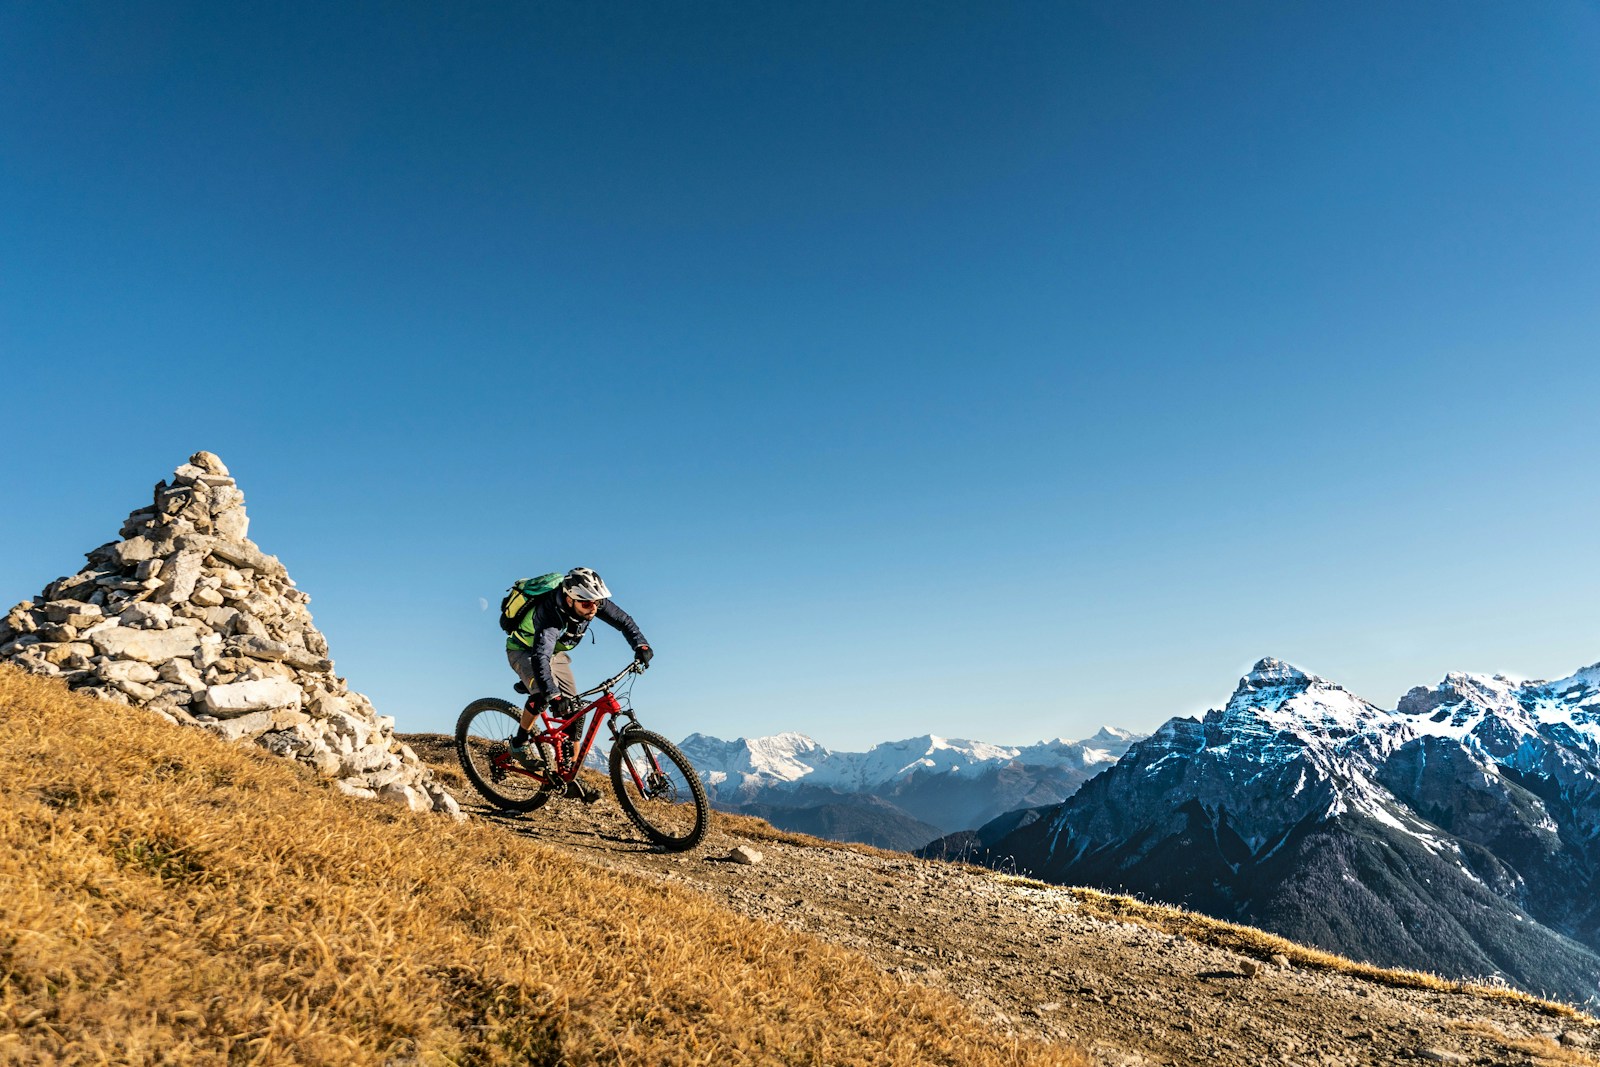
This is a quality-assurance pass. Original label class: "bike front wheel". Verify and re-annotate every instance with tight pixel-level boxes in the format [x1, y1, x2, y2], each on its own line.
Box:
[455, 697, 556, 812]
[607, 728, 709, 851]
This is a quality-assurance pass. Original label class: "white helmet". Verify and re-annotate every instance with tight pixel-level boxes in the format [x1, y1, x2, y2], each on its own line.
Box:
[562, 567, 611, 601]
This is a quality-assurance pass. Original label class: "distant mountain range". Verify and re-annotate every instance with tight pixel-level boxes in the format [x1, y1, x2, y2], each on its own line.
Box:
[921, 657, 1600, 1006]
[677, 728, 1144, 850]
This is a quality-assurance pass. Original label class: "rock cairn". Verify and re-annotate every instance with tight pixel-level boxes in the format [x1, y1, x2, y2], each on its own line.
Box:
[0, 452, 459, 817]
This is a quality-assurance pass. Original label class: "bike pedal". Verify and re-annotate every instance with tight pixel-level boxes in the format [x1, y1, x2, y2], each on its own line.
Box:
[565, 779, 601, 804]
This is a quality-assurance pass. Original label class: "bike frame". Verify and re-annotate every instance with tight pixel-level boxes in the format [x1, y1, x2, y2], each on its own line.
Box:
[502, 662, 659, 790]
[528, 690, 619, 779]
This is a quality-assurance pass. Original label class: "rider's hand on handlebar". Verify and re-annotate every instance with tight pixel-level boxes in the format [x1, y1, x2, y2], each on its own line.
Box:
[634, 645, 653, 669]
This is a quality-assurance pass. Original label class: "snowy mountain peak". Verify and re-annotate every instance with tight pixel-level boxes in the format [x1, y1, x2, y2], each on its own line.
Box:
[1393, 663, 1600, 759]
[1545, 661, 1600, 699]
[748, 731, 825, 756]
[676, 731, 827, 785]
[1236, 657, 1316, 694]
[1084, 726, 1140, 745]
[1213, 658, 1392, 752]
[1398, 672, 1521, 720]
[683, 725, 1148, 808]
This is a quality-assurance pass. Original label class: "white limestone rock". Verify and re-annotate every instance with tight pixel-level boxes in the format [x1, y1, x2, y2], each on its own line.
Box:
[45, 642, 94, 668]
[121, 602, 174, 629]
[81, 616, 121, 639]
[43, 601, 101, 624]
[259, 729, 314, 760]
[424, 783, 464, 819]
[36, 623, 78, 643]
[190, 450, 229, 476]
[201, 605, 240, 632]
[233, 636, 291, 661]
[6, 603, 41, 633]
[364, 765, 409, 791]
[115, 677, 157, 701]
[309, 748, 343, 777]
[158, 658, 205, 694]
[214, 508, 249, 541]
[319, 705, 372, 748]
[379, 783, 434, 813]
[234, 613, 269, 639]
[156, 550, 204, 604]
[114, 537, 158, 565]
[0, 635, 43, 657]
[195, 632, 224, 668]
[340, 742, 393, 776]
[97, 660, 159, 686]
[203, 677, 302, 716]
[200, 709, 272, 743]
[205, 537, 286, 580]
[91, 626, 202, 664]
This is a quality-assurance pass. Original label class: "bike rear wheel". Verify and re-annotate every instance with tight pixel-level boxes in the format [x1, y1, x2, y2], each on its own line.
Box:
[607, 728, 708, 851]
[455, 697, 556, 812]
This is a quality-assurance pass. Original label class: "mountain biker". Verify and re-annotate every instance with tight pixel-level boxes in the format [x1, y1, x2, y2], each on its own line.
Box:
[505, 567, 652, 765]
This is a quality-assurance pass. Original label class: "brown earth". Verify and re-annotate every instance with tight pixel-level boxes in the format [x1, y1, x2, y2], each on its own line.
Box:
[403, 731, 1600, 1067]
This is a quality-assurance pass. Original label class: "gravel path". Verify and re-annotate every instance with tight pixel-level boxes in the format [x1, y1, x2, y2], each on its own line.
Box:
[404, 732, 1600, 1067]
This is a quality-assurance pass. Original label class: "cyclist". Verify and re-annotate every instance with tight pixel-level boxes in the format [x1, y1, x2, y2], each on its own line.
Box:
[505, 567, 653, 766]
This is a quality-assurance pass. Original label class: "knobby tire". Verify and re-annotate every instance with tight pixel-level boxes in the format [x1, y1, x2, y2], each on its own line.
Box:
[455, 697, 556, 812]
[608, 728, 709, 851]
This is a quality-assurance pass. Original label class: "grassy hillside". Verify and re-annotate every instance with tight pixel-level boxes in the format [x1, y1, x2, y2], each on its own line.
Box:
[0, 666, 1086, 1065]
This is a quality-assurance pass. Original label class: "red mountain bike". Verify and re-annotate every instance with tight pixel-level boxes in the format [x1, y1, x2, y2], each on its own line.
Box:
[455, 661, 709, 851]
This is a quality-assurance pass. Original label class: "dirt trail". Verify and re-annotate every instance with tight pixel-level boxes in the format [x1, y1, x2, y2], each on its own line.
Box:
[404, 733, 1600, 1067]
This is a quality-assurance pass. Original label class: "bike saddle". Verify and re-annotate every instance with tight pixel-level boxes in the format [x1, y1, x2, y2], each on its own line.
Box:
[513, 681, 528, 695]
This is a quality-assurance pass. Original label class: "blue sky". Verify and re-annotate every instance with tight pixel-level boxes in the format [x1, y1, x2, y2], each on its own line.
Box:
[4, 2, 1598, 750]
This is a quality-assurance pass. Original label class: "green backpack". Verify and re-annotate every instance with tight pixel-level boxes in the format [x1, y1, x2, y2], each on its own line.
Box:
[498, 573, 564, 634]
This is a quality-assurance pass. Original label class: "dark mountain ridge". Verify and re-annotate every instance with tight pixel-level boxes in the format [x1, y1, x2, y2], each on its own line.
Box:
[922, 657, 1600, 1006]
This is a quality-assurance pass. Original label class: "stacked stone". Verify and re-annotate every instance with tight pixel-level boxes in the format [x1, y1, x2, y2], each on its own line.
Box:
[0, 452, 460, 818]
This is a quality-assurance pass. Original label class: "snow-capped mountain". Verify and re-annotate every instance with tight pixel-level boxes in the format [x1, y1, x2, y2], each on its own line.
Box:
[923, 657, 1600, 1005]
[677, 727, 1143, 849]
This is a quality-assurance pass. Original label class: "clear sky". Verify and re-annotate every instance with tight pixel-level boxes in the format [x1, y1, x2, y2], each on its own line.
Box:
[4, 2, 1598, 751]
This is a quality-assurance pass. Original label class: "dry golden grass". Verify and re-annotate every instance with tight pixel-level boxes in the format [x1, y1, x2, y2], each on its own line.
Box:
[1038, 883, 1598, 1024]
[0, 666, 1088, 1066]
[1449, 1020, 1600, 1066]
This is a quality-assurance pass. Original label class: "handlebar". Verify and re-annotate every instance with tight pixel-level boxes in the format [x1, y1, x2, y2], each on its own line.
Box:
[573, 660, 645, 702]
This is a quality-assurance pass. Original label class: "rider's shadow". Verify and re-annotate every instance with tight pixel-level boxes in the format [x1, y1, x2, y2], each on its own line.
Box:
[466, 804, 665, 855]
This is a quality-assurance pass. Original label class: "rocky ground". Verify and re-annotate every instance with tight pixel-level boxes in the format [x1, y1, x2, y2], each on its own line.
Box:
[404, 732, 1600, 1067]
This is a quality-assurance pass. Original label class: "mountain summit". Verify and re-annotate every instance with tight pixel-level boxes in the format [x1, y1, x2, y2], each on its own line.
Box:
[929, 655, 1600, 1005]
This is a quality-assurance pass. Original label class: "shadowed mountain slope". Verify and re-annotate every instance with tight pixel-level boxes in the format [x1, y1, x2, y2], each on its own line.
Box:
[925, 658, 1600, 1006]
